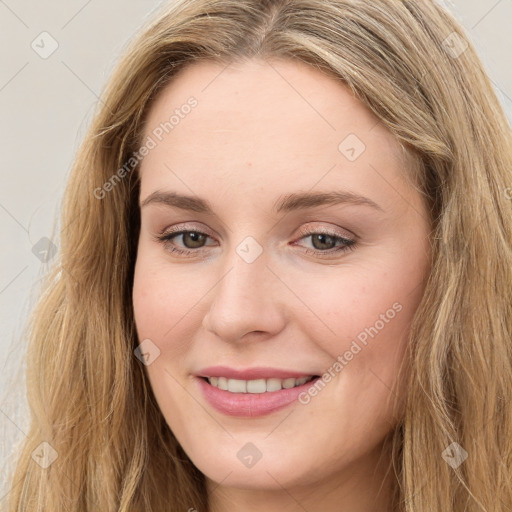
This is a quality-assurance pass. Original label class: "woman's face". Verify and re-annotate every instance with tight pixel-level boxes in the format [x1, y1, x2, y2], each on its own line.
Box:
[132, 58, 431, 507]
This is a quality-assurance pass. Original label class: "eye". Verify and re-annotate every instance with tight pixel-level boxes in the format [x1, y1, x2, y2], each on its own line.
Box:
[292, 227, 356, 258]
[153, 225, 357, 258]
[154, 228, 215, 256]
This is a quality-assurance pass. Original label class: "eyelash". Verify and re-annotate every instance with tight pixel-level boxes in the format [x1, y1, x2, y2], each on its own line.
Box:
[153, 225, 357, 259]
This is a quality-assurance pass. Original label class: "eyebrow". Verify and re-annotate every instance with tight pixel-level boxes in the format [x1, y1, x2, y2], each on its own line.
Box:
[140, 190, 384, 214]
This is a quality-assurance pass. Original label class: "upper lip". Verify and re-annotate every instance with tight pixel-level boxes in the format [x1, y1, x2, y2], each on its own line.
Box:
[196, 366, 319, 380]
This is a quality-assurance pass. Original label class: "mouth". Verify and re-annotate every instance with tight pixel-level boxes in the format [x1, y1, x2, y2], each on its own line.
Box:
[196, 373, 322, 417]
[200, 375, 320, 394]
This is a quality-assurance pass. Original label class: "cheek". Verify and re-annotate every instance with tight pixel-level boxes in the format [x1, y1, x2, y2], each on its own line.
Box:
[293, 250, 427, 403]
[132, 255, 200, 424]
[132, 249, 208, 345]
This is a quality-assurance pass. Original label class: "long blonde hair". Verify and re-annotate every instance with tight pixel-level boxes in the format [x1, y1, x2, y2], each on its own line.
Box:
[3, 0, 512, 510]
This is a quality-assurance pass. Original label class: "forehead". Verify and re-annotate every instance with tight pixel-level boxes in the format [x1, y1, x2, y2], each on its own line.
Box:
[138, 58, 415, 215]
[142, 57, 391, 144]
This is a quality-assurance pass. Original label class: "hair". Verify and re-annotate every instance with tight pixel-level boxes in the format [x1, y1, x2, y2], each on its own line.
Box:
[3, 0, 512, 510]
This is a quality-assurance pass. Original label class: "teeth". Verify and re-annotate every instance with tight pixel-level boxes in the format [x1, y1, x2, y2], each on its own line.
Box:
[206, 376, 315, 393]
[246, 379, 266, 393]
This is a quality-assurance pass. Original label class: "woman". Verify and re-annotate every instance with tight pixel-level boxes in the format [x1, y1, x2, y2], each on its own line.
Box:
[4, 0, 512, 511]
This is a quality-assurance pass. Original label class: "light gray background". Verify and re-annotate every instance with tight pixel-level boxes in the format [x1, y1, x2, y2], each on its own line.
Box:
[1, 0, 511, 500]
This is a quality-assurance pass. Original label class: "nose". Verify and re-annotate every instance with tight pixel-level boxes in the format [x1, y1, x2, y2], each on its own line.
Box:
[201, 245, 287, 344]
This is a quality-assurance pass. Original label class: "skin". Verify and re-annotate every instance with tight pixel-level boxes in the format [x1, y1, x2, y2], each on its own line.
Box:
[132, 57, 432, 512]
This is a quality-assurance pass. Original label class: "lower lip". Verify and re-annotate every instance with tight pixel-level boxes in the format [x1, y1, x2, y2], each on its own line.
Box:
[196, 376, 320, 417]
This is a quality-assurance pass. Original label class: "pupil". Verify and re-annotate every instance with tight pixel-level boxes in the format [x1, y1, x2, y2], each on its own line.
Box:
[185, 232, 205, 248]
[313, 234, 334, 250]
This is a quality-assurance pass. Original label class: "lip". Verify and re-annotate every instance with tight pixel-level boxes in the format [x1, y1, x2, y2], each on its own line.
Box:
[196, 365, 317, 380]
[195, 372, 321, 417]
